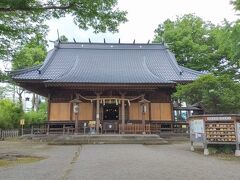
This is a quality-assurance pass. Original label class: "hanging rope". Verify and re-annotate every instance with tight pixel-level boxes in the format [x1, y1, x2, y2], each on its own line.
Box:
[76, 94, 145, 104]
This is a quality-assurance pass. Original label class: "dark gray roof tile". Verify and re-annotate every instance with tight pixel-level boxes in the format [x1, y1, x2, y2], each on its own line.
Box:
[12, 43, 203, 84]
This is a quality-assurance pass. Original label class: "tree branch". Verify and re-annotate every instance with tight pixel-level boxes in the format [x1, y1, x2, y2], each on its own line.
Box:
[0, 5, 73, 12]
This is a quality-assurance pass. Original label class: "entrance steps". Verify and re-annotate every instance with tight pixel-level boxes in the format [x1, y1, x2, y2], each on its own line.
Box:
[47, 134, 168, 145]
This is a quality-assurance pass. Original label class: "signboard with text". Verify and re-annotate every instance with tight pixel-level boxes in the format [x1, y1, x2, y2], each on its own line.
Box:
[190, 119, 204, 142]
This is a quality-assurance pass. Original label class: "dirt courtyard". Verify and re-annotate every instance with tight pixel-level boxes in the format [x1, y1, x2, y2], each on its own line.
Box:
[0, 140, 240, 180]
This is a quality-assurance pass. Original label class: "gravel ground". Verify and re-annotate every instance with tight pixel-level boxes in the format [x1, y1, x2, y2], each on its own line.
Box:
[0, 141, 240, 180]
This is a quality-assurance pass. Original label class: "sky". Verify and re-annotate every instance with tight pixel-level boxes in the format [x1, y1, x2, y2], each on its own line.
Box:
[46, 0, 239, 49]
[0, 0, 239, 71]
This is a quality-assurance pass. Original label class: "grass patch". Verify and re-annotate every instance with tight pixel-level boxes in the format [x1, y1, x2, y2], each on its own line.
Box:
[0, 156, 45, 167]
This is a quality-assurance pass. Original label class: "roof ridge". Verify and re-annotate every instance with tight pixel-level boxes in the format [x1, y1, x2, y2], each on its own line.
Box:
[10, 65, 42, 76]
[179, 65, 204, 75]
[58, 42, 165, 45]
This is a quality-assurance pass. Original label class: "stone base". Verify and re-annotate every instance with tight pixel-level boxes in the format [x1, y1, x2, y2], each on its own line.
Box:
[190, 146, 194, 151]
[235, 150, 240, 157]
[47, 134, 169, 145]
[204, 148, 209, 156]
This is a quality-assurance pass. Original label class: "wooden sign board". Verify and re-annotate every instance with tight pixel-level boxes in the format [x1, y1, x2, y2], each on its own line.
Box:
[20, 119, 25, 125]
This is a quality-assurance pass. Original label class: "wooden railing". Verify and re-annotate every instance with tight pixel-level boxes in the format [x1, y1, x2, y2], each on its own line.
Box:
[20, 121, 189, 135]
[150, 121, 189, 134]
[119, 124, 151, 134]
[0, 129, 19, 139]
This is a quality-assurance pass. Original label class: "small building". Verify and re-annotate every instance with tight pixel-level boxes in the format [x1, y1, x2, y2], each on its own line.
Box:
[11, 42, 202, 134]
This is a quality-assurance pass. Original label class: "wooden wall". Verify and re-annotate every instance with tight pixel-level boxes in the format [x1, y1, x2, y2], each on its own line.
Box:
[77, 103, 93, 121]
[49, 102, 93, 121]
[129, 103, 149, 121]
[49, 103, 70, 121]
[150, 103, 172, 121]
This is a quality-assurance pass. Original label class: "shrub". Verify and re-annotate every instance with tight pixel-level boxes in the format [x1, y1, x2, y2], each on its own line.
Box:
[208, 147, 218, 154]
[0, 99, 23, 129]
[24, 102, 47, 125]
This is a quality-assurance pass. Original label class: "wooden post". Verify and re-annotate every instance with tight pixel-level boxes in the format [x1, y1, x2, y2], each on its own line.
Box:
[47, 93, 51, 121]
[31, 125, 33, 135]
[96, 94, 100, 134]
[63, 124, 65, 135]
[139, 97, 150, 134]
[47, 124, 50, 135]
[142, 107, 146, 134]
[121, 94, 125, 134]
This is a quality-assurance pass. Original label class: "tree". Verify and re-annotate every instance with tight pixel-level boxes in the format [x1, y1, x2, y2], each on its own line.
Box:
[210, 20, 240, 78]
[153, 14, 240, 79]
[174, 74, 240, 114]
[24, 102, 47, 125]
[12, 36, 47, 70]
[59, 35, 69, 42]
[0, 99, 23, 129]
[153, 14, 217, 71]
[232, 0, 240, 10]
[0, 0, 127, 60]
[10, 36, 48, 109]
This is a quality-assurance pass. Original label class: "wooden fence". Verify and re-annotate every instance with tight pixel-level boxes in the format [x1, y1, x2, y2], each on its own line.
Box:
[119, 124, 151, 134]
[0, 129, 19, 139]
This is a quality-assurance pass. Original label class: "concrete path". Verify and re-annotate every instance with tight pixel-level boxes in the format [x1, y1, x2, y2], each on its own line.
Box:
[0, 141, 240, 180]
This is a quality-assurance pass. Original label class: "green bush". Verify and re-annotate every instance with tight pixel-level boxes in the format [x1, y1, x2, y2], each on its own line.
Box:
[220, 145, 234, 154]
[208, 145, 235, 154]
[208, 147, 218, 154]
[24, 102, 47, 125]
[0, 99, 23, 129]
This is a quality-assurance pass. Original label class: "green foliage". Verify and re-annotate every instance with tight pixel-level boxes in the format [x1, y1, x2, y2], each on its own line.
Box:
[153, 14, 216, 71]
[208, 147, 218, 154]
[59, 35, 68, 42]
[24, 102, 47, 125]
[232, 0, 240, 11]
[208, 145, 235, 154]
[153, 14, 240, 78]
[0, 99, 23, 129]
[221, 145, 234, 154]
[174, 74, 240, 114]
[12, 36, 47, 70]
[0, 0, 127, 60]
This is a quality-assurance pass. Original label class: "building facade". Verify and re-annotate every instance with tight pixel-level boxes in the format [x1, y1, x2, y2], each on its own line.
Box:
[12, 42, 202, 134]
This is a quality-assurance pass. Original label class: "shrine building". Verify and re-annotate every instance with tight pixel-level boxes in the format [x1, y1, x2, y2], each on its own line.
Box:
[11, 42, 203, 134]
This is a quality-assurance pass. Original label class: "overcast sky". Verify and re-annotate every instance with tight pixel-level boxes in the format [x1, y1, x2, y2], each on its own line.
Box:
[46, 0, 239, 49]
[0, 0, 239, 71]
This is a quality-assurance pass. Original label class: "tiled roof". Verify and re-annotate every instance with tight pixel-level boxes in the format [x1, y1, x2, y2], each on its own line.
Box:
[12, 42, 203, 85]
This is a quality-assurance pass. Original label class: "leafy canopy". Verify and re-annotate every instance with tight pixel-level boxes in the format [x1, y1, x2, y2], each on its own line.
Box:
[153, 14, 240, 79]
[174, 74, 240, 114]
[12, 35, 47, 70]
[0, 0, 127, 59]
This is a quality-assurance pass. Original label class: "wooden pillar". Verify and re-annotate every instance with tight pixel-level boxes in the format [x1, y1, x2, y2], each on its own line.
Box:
[139, 97, 150, 134]
[47, 124, 50, 135]
[96, 94, 100, 134]
[47, 93, 51, 121]
[121, 94, 125, 134]
[142, 106, 146, 134]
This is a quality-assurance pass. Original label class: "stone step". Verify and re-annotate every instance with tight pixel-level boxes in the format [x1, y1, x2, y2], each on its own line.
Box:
[47, 134, 168, 145]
